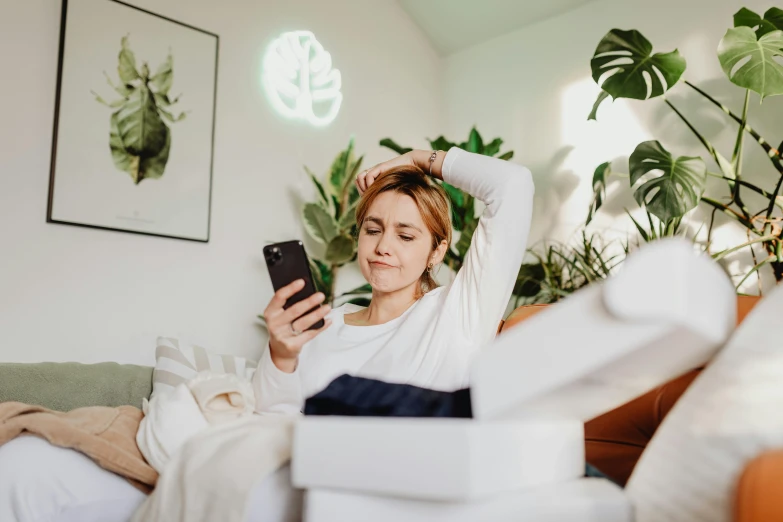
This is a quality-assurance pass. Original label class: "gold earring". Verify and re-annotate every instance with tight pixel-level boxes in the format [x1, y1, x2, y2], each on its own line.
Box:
[427, 263, 434, 273]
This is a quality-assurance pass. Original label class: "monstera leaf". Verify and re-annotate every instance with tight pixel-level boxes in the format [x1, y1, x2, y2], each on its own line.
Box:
[263, 31, 342, 126]
[590, 29, 686, 114]
[734, 7, 783, 38]
[718, 26, 783, 99]
[629, 141, 706, 223]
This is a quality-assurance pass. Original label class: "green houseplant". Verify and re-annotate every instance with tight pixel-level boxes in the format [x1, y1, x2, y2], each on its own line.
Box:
[300, 138, 372, 306]
[587, 7, 783, 290]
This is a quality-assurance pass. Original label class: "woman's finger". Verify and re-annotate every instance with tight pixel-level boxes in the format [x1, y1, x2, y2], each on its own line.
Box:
[291, 303, 332, 333]
[297, 318, 333, 344]
[280, 292, 327, 324]
[266, 279, 306, 317]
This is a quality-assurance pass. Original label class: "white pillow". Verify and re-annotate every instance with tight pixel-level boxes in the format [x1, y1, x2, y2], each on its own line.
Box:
[626, 287, 783, 522]
[151, 337, 257, 398]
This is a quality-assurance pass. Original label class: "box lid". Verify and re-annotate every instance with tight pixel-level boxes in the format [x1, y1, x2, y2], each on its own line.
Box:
[471, 238, 736, 422]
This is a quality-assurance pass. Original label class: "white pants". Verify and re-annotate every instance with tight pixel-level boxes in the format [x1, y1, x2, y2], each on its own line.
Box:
[0, 436, 302, 522]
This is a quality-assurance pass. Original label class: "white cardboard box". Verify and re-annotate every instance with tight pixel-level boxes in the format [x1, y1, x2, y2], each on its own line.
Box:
[304, 478, 631, 522]
[293, 416, 584, 501]
[292, 240, 737, 501]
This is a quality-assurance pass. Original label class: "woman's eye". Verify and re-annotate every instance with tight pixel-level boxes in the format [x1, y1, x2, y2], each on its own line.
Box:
[399, 236, 414, 242]
[366, 229, 381, 235]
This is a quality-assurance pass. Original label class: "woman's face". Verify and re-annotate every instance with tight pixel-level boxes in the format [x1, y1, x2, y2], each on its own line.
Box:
[358, 191, 440, 294]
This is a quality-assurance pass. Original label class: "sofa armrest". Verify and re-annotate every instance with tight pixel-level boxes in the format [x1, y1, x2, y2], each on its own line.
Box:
[0, 362, 153, 411]
[735, 449, 783, 522]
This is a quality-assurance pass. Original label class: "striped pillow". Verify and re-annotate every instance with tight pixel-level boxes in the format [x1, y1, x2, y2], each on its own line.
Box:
[152, 337, 258, 398]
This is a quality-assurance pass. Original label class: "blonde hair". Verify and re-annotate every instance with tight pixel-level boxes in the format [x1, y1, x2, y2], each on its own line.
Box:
[356, 165, 452, 297]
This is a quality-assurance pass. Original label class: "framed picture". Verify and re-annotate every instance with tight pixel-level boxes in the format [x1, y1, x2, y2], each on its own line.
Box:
[48, 0, 219, 242]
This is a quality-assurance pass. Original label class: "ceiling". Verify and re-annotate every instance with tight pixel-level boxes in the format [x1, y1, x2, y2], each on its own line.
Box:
[398, 0, 598, 56]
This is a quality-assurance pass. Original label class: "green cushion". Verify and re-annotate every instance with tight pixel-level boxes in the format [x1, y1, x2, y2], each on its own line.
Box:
[0, 362, 153, 411]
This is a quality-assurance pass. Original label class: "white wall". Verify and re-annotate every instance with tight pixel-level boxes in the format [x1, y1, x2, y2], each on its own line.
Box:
[443, 0, 783, 291]
[0, 0, 442, 363]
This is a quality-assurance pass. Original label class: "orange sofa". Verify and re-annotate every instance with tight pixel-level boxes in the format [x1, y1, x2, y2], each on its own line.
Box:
[498, 296, 772, 521]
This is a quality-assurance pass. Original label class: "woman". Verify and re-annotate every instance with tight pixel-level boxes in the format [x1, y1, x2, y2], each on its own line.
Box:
[0, 147, 534, 522]
[254, 147, 534, 414]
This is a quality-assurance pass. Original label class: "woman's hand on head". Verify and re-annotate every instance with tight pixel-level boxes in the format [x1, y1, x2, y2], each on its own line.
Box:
[264, 279, 332, 373]
[357, 149, 445, 194]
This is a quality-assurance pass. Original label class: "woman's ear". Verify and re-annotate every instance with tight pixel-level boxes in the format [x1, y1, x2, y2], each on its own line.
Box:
[431, 239, 449, 265]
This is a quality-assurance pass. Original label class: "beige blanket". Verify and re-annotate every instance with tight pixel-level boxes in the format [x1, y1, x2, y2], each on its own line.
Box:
[0, 401, 157, 493]
[132, 414, 295, 522]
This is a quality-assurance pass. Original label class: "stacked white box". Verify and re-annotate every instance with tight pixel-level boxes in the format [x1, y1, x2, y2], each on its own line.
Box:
[293, 239, 737, 520]
[304, 478, 632, 522]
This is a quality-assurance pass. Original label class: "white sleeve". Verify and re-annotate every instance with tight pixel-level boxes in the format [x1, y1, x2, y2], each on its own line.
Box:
[252, 343, 304, 415]
[440, 147, 535, 347]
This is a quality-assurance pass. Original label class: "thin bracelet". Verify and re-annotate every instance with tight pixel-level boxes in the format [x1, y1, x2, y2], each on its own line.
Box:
[428, 150, 438, 175]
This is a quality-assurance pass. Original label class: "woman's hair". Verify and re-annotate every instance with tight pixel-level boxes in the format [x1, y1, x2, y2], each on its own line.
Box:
[356, 165, 452, 297]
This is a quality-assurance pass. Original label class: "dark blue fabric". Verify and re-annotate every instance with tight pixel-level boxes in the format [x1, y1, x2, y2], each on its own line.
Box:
[304, 374, 472, 418]
[304, 374, 617, 484]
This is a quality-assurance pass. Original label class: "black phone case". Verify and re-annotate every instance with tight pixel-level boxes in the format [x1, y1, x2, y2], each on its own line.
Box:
[263, 240, 325, 330]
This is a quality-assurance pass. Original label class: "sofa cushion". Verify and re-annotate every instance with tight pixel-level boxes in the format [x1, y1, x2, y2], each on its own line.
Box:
[626, 286, 783, 522]
[0, 362, 152, 411]
[152, 337, 257, 398]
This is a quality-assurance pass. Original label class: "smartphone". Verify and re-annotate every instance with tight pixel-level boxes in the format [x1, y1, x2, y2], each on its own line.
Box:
[263, 240, 325, 331]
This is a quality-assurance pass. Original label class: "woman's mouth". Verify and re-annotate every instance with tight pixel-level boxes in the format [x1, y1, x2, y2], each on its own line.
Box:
[369, 261, 395, 269]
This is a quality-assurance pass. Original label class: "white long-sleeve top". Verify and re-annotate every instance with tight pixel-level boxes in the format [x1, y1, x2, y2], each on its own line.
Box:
[253, 147, 534, 415]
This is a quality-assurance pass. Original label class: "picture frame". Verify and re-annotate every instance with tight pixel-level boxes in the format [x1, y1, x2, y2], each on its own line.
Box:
[48, 0, 219, 242]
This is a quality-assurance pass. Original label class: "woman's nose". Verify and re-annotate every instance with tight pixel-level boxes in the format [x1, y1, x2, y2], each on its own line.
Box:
[375, 231, 393, 255]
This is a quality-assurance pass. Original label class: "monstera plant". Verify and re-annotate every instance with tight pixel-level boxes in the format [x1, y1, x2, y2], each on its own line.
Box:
[380, 127, 514, 275]
[92, 36, 186, 184]
[587, 7, 783, 288]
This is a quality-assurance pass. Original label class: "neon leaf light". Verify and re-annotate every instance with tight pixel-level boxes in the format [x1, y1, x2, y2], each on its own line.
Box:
[262, 31, 342, 126]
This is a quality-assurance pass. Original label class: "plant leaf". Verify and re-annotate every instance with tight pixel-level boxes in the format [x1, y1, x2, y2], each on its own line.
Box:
[513, 262, 545, 298]
[328, 138, 354, 196]
[629, 140, 707, 222]
[496, 151, 514, 161]
[118, 35, 140, 83]
[342, 154, 364, 196]
[765, 8, 783, 30]
[591, 29, 686, 100]
[303, 203, 338, 244]
[588, 90, 610, 121]
[735, 7, 783, 38]
[429, 136, 457, 152]
[309, 257, 333, 299]
[625, 209, 650, 242]
[116, 85, 168, 159]
[339, 283, 373, 296]
[379, 138, 412, 155]
[305, 166, 330, 207]
[718, 27, 783, 99]
[338, 199, 358, 231]
[467, 127, 483, 153]
[483, 138, 503, 156]
[151, 52, 173, 94]
[324, 234, 355, 265]
[586, 161, 611, 224]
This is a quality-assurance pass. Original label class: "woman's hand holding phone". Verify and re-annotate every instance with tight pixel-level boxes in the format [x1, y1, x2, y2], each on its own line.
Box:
[264, 279, 332, 373]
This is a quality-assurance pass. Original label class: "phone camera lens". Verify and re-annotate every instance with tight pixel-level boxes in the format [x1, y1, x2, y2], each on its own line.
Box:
[266, 246, 283, 265]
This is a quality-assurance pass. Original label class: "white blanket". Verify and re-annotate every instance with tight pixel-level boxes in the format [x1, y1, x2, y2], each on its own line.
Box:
[136, 371, 256, 473]
[131, 415, 295, 522]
